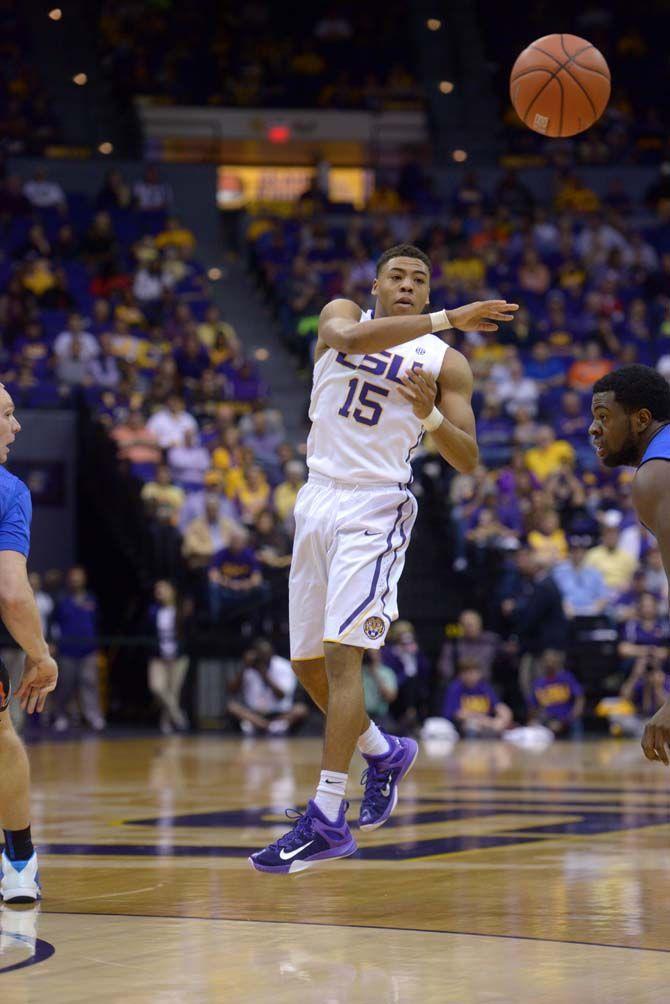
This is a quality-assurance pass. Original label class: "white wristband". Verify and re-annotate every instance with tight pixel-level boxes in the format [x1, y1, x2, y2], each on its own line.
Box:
[429, 309, 452, 333]
[422, 406, 444, 432]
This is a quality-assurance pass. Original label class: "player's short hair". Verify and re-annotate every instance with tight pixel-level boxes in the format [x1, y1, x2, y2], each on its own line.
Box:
[593, 365, 670, 421]
[376, 243, 431, 276]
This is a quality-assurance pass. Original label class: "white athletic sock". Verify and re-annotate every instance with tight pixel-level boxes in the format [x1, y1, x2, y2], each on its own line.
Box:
[314, 770, 348, 821]
[357, 720, 391, 758]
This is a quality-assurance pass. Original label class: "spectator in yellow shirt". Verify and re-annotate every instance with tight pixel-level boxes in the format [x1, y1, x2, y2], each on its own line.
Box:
[211, 427, 248, 498]
[554, 175, 600, 213]
[585, 519, 637, 591]
[141, 464, 185, 525]
[114, 290, 146, 328]
[136, 325, 171, 371]
[367, 185, 404, 214]
[21, 257, 56, 298]
[273, 460, 306, 526]
[525, 426, 575, 482]
[154, 217, 196, 255]
[237, 464, 270, 525]
[198, 304, 240, 355]
[528, 510, 568, 566]
[442, 254, 485, 286]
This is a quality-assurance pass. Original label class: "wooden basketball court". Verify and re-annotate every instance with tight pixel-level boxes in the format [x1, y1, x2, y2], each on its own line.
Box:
[1, 735, 669, 1002]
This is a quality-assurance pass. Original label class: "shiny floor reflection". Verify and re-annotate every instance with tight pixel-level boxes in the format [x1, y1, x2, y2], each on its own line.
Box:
[2, 735, 670, 1002]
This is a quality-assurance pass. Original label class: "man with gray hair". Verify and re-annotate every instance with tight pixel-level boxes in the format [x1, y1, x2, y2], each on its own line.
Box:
[438, 609, 501, 681]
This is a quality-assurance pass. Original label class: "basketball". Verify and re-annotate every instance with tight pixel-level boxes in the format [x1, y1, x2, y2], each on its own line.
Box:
[510, 33, 611, 138]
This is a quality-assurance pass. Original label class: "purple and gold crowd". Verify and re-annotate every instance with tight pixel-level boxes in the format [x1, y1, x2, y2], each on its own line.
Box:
[0, 166, 307, 641]
[99, 2, 421, 111]
[250, 162, 670, 735]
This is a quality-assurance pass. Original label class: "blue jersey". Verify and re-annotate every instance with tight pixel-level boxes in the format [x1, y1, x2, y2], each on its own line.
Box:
[0, 467, 32, 557]
[639, 424, 670, 468]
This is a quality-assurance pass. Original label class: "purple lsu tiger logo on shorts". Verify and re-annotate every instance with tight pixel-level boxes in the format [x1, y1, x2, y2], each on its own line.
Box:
[364, 616, 385, 640]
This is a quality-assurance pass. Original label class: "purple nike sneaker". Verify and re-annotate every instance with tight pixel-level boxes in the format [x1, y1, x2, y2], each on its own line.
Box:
[249, 799, 357, 874]
[359, 734, 419, 831]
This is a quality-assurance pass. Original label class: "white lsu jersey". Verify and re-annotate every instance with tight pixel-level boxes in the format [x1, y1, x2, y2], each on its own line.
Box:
[306, 308, 449, 485]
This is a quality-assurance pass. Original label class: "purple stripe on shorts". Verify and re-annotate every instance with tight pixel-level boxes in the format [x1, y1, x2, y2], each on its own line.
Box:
[380, 497, 415, 625]
[337, 493, 408, 635]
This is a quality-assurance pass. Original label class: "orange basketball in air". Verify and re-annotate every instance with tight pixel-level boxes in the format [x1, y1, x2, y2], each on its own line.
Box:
[510, 33, 611, 138]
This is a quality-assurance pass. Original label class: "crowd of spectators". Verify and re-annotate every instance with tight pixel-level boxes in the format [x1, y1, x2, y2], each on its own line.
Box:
[363, 600, 667, 741]
[1, 567, 198, 736]
[97, 0, 668, 169]
[0, 566, 105, 734]
[99, 1, 421, 111]
[0, 165, 309, 654]
[0, 4, 59, 156]
[249, 160, 670, 735]
[252, 163, 670, 372]
[0, 165, 305, 653]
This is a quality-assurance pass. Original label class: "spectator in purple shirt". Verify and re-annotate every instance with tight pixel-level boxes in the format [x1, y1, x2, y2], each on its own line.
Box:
[607, 658, 670, 736]
[528, 649, 585, 737]
[173, 328, 211, 388]
[241, 410, 283, 480]
[555, 390, 589, 448]
[219, 352, 267, 402]
[442, 659, 512, 737]
[618, 593, 670, 674]
[12, 320, 52, 380]
[612, 569, 658, 622]
[50, 567, 105, 733]
[208, 525, 268, 619]
[476, 396, 514, 467]
[623, 662, 670, 718]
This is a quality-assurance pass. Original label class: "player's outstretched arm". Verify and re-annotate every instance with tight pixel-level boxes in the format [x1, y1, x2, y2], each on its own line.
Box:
[398, 348, 479, 474]
[0, 550, 58, 713]
[318, 298, 518, 356]
[633, 462, 670, 764]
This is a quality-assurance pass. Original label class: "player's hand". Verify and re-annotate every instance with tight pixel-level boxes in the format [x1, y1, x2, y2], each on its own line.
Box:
[641, 702, 670, 765]
[398, 367, 438, 421]
[447, 300, 519, 332]
[16, 654, 58, 714]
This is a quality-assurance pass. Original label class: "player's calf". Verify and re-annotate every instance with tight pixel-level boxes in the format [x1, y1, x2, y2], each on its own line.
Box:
[0, 676, 39, 902]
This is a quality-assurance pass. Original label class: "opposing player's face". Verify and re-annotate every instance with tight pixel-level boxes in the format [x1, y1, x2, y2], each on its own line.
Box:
[371, 257, 430, 316]
[0, 388, 20, 465]
[589, 391, 647, 468]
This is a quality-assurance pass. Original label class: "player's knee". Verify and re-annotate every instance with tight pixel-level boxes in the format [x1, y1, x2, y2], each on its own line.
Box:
[323, 642, 363, 680]
[291, 658, 324, 685]
[0, 704, 17, 735]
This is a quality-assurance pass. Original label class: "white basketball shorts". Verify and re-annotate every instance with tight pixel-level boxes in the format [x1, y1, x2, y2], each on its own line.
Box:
[289, 474, 418, 660]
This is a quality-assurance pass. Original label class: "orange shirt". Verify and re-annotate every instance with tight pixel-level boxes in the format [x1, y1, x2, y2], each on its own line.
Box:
[567, 359, 614, 391]
[111, 424, 162, 464]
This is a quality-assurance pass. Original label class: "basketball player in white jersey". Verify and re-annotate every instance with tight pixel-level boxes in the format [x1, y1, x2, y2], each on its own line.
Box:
[250, 243, 517, 872]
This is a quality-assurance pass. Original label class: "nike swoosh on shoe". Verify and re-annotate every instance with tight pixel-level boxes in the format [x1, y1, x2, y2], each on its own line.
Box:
[279, 841, 314, 861]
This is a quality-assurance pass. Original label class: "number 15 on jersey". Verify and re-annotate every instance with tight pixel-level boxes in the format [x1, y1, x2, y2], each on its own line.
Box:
[338, 378, 389, 427]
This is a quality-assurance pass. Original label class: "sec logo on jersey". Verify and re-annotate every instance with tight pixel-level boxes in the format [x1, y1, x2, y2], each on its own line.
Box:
[364, 616, 385, 640]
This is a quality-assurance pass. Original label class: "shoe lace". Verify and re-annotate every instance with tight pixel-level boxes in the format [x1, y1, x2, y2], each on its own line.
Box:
[360, 764, 392, 806]
[267, 808, 314, 853]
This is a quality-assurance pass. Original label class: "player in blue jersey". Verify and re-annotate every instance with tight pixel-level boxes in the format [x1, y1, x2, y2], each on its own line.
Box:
[590, 364, 670, 765]
[0, 383, 58, 901]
